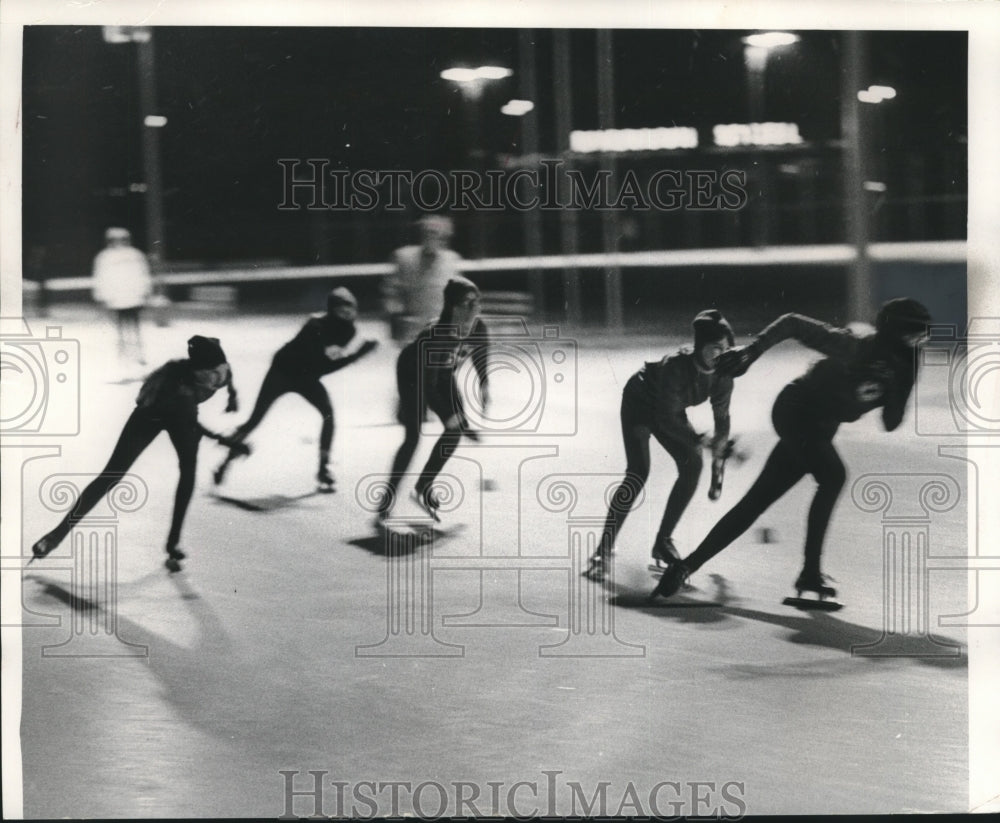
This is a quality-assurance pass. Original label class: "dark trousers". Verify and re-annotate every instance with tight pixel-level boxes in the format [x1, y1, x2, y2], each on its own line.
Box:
[684, 385, 846, 575]
[44, 407, 200, 552]
[378, 422, 461, 514]
[599, 388, 704, 555]
[378, 353, 463, 515]
[233, 366, 334, 462]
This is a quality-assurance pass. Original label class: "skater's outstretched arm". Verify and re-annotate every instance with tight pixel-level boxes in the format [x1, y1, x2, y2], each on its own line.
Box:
[322, 335, 379, 373]
[880, 348, 918, 432]
[708, 375, 734, 456]
[222, 367, 238, 412]
[717, 313, 859, 377]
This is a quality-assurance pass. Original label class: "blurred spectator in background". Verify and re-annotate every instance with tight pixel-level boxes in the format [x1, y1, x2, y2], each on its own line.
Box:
[92, 227, 153, 366]
[383, 215, 462, 344]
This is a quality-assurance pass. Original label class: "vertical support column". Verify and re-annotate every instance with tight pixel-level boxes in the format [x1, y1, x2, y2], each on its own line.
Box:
[553, 30, 581, 326]
[136, 33, 165, 270]
[842, 31, 874, 324]
[596, 30, 623, 333]
[518, 29, 546, 318]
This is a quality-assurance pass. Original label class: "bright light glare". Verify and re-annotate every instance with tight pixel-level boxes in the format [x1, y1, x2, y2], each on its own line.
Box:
[102, 25, 152, 44]
[440, 68, 479, 83]
[868, 85, 897, 100]
[476, 66, 513, 80]
[501, 99, 534, 116]
[570, 126, 699, 153]
[713, 122, 803, 147]
[742, 32, 799, 49]
[144, 115, 168, 128]
[858, 85, 897, 104]
[441, 66, 513, 83]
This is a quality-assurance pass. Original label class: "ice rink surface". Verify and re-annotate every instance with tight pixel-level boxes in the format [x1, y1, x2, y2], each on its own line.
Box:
[13, 309, 973, 816]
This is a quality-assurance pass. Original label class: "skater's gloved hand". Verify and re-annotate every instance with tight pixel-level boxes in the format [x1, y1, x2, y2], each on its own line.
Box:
[715, 345, 758, 378]
[709, 434, 733, 460]
[225, 388, 239, 413]
[358, 339, 379, 357]
[216, 434, 251, 456]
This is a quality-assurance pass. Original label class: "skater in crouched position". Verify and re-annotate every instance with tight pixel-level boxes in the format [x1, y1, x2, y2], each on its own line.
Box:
[651, 298, 932, 602]
[213, 287, 378, 492]
[32, 336, 241, 572]
[376, 276, 489, 523]
[585, 310, 738, 581]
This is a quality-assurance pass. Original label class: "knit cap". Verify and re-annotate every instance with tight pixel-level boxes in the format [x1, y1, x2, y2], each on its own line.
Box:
[692, 309, 735, 348]
[187, 335, 227, 369]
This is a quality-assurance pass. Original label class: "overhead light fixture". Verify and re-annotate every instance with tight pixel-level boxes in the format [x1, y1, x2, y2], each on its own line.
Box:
[742, 32, 799, 49]
[858, 85, 897, 104]
[868, 85, 897, 100]
[501, 99, 534, 116]
[440, 66, 513, 84]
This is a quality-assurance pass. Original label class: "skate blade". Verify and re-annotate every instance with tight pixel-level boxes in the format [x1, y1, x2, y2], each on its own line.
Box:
[317, 484, 337, 494]
[782, 596, 842, 612]
[410, 492, 441, 522]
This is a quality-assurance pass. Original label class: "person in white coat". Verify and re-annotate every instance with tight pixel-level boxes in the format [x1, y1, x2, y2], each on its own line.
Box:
[92, 227, 153, 365]
[383, 215, 463, 344]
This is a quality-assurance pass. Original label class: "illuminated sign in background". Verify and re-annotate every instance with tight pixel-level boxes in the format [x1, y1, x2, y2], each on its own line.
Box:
[569, 122, 805, 153]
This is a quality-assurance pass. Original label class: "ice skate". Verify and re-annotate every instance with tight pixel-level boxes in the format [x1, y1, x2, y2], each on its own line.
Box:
[166, 546, 187, 561]
[317, 465, 337, 494]
[29, 532, 61, 564]
[649, 561, 691, 600]
[412, 485, 441, 522]
[583, 551, 614, 582]
[213, 440, 250, 486]
[164, 555, 183, 573]
[649, 537, 681, 573]
[783, 570, 842, 611]
[213, 459, 231, 486]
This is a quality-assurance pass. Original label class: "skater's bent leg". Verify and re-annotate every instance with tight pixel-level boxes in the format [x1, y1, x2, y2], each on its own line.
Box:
[45, 411, 161, 544]
[379, 422, 421, 515]
[165, 422, 201, 551]
[296, 381, 335, 458]
[653, 431, 703, 547]
[232, 368, 288, 442]
[416, 430, 462, 493]
[800, 440, 846, 576]
[684, 440, 804, 572]
[598, 417, 652, 555]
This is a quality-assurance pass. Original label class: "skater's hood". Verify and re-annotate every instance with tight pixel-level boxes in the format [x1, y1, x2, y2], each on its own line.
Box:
[187, 335, 228, 369]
